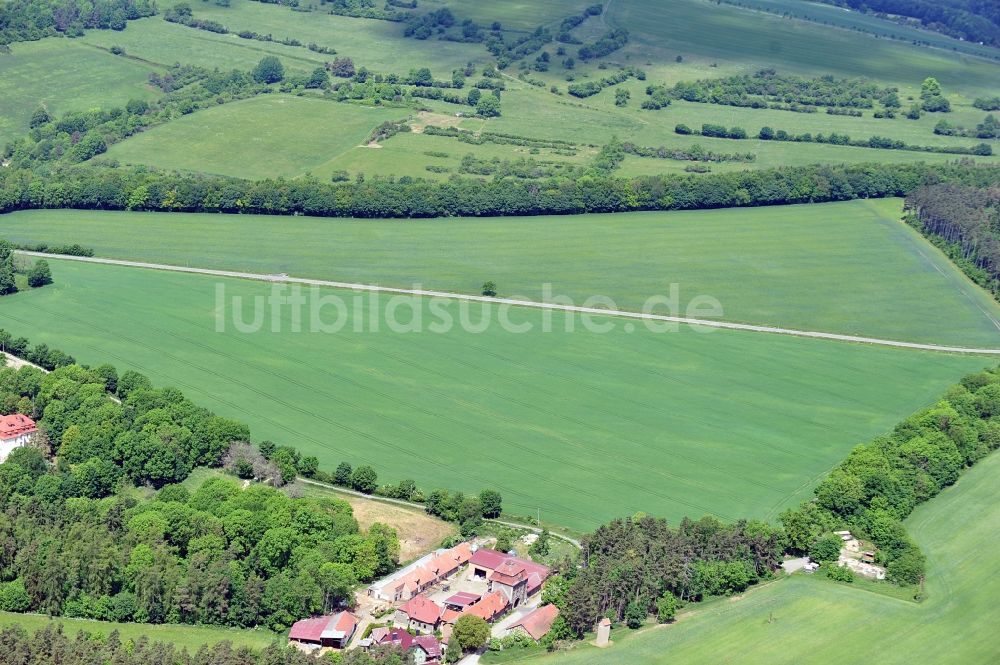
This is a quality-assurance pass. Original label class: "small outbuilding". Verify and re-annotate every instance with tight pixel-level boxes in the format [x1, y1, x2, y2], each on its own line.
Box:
[506, 604, 560, 641]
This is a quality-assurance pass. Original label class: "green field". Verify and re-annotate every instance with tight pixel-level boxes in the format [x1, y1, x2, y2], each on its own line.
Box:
[104, 95, 409, 179]
[606, 0, 1000, 94]
[0, 611, 281, 650]
[81, 0, 486, 74]
[0, 259, 989, 529]
[4, 200, 1000, 346]
[514, 447, 1000, 665]
[0, 39, 160, 147]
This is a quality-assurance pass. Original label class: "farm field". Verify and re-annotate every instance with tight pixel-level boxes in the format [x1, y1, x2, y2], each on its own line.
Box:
[0, 611, 282, 650]
[0, 39, 160, 147]
[716, 0, 1000, 62]
[0, 259, 989, 530]
[513, 447, 1000, 665]
[605, 0, 1000, 94]
[104, 95, 409, 179]
[85, 0, 488, 74]
[4, 200, 1000, 346]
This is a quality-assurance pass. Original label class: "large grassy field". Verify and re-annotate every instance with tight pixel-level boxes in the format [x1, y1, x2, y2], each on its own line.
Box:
[81, 0, 486, 74]
[0, 259, 989, 530]
[606, 0, 1000, 94]
[512, 447, 1000, 665]
[0, 611, 282, 650]
[4, 200, 1000, 346]
[0, 39, 160, 147]
[104, 95, 409, 179]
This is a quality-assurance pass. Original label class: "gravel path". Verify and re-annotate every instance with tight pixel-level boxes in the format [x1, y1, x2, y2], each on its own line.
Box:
[19, 251, 1000, 356]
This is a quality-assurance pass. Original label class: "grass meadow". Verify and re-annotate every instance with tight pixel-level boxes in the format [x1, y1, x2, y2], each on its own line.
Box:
[4, 200, 1000, 346]
[0, 39, 160, 146]
[0, 259, 989, 530]
[511, 447, 1000, 665]
[0, 611, 282, 650]
[104, 95, 409, 179]
[605, 0, 1000, 94]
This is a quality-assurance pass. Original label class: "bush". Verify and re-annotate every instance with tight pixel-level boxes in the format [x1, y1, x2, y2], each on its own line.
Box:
[656, 591, 677, 622]
[624, 600, 646, 628]
[252, 56, 285, 84]
[826, 564, 854, 583]
[809, 534, 843, 563]
[0, 579, 30, 612]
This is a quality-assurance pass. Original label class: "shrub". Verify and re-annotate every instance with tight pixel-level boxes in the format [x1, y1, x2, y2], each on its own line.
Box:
[809, 534, 843, 563]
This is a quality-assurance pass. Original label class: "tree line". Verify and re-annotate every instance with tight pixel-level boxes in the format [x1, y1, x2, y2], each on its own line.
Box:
[813, 0, 1000, 47]
[905, 183, 1000, 302]
[5, 161, 1000, 219]
[668, 68, 901, 111]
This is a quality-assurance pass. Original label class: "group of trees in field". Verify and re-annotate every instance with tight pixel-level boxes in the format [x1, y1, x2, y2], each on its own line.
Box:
[555, 4, 603, 44]
[566, 66, 644, 98]
[0, 360, 401, 630]
[6, 161, 1000, 219]
[620, 141, 756, 163]
[0, 239, 52, 296]
[905, 183, 1000, 302]
[576, 28, 628, 61]
[0, 624, 328, 665]
[668, 68, 901, 111]
[547, 516, 782, 636]
[934, 114, 1000, 139]
[0, 0, 155, 44]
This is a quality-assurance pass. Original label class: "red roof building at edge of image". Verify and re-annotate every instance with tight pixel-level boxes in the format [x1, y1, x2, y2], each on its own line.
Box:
[0, 414, 36, 438]
[288, 611, 358, 647]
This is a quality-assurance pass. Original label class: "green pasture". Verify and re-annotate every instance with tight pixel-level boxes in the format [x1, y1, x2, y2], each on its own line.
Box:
[80, 18, 329, 72]
[4, 200, 1000, 346]
[0, 611, 282, 651]
[512, 447, 1000, 665]
[721, 0, 1000, 62]
[0, 259, 989, 530]
[135, 0, 486, 73]
[0, 39, 159, 147]
[103, 95, 408, 179]
[605, 0, 1000, 94]
[317, 131, 598, 181]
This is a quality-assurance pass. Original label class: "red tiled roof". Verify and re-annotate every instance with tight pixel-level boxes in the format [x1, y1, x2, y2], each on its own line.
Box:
[413, 635, 442, 659]
[0, 414, 36, 439]
[289, 616, 329, 642]
[399, 594, 442, 626]
[461, 591, 508, 622]
[289, 612, 357, 643]
[511, 604, 559, 640]
[469, 548, 508, 569]
[373, 627, 414, 651]
[440, 608, 462, 625]
[444, 592, 481, 608]
[470, 549, 551, 583]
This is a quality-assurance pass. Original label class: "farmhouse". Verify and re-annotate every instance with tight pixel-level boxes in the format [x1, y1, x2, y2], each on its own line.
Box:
[369, 541, 473, 602]
[395, 594, 443, 633]
[362, 627, 442, 664]
[469, 548, 550, 608]
[0, 414, 36, 462]
[288, 611, 358, 649]
[506, 604, 560, 641]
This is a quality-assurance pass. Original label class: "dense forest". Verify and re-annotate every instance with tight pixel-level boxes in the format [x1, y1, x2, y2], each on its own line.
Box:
[0, 358, 399, 630]
[905, 183, 1000, 300]
[3, 162, 1000, 219]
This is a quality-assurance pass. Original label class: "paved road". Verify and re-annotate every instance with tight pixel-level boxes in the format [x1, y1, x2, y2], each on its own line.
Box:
[19, 251, 1000, 356]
